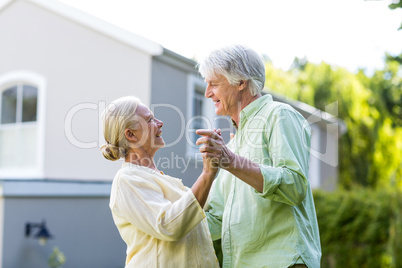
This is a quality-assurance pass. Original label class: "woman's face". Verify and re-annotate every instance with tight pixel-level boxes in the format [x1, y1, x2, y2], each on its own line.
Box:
[131, 104, 164, 154]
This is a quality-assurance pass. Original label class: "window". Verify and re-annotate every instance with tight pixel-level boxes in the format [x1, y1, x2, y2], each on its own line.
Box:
[192, 90, 207, 142]
[186, 75, 215, 159]
[1, 84, 38, 124]
[0, 71, 45, 178]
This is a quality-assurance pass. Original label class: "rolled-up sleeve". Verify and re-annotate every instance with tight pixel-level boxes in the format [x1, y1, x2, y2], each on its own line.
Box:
[256, 108, 311, 206]
[111, 174, 205, 241]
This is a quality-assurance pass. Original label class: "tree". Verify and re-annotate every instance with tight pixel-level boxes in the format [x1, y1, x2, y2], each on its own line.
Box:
[264, 57, 402, 189]
[389, 0, 402, 30]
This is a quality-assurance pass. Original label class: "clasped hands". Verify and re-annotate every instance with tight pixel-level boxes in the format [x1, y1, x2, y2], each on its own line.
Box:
[196, 129, 235, 172]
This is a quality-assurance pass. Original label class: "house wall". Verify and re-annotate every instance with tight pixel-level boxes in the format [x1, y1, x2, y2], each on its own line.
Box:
[150, 54, 204, 187]
[0, 180, 126, 268]
[318, 129, 338, 191]
[0, 0, 152, 181]
[307, 118, 339, 191]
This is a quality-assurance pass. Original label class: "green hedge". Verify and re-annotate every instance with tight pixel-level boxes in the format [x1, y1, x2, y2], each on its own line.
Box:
[313, 188, 402, 268]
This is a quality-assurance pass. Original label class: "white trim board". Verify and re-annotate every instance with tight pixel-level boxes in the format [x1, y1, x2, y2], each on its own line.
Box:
[0, 180, 112, 197]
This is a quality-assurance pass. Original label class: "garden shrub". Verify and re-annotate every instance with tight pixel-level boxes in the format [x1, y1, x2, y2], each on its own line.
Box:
[313, 188, 402, 268]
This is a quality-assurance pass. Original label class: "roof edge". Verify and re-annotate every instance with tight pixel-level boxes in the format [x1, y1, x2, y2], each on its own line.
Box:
[27, 0, 163, 55]
[0, 0, 13, 11]
[265, 89, 347, 135]
[153, 48, 199, 74]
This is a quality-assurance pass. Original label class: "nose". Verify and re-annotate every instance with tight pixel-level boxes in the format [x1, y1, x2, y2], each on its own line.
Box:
[205, 84, 213, 98]
[156, 119, 163, 128]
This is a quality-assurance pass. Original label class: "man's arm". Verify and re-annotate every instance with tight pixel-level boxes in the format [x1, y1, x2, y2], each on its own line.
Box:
[196, 129, 263, 193]
[196, 108, 311, 206]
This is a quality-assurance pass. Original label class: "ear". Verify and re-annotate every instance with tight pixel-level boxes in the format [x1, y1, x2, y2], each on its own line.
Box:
[124, 128, 137, 142]
[238, 80, 248, 91]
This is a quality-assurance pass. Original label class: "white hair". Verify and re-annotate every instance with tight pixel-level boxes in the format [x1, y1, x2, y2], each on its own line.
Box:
[198, 44, 265, 96]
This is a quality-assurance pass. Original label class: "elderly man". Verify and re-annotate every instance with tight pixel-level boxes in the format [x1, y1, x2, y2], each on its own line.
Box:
[196, 45, 321, 268]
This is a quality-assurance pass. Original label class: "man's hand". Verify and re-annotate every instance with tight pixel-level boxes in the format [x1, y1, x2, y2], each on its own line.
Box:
[196, 129, 264, 193]
[196, 129, 235, 170]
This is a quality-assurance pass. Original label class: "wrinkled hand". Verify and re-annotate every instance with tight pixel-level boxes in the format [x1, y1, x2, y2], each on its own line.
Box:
[196, 128, 234, 170]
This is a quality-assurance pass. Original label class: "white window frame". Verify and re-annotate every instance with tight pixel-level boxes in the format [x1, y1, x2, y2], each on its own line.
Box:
[186, 74, 215, 160]
[0, 71, 46, 179]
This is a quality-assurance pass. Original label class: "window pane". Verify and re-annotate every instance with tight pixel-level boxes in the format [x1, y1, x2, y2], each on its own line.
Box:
[18, 125, 37, 167]
[22, 85, 38, 122]
[191, 92, 208, 147]
[0, 125, 37, 168]
[193, 91, 204, 116]
[0, 127, 18, 167]
[1, 87, 18, 124]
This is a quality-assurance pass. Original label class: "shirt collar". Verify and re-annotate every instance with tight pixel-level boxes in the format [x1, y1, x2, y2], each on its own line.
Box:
[238, 94, 272, 125]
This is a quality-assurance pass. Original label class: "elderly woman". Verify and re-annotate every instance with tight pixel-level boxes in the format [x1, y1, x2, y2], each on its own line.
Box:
[101, 96, 219, 268]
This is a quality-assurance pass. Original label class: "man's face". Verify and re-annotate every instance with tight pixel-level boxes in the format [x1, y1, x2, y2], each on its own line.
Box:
[204, 74, 242, 117]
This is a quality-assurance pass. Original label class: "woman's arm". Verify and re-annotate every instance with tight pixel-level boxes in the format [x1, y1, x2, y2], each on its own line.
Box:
[191, 157, 218, 208]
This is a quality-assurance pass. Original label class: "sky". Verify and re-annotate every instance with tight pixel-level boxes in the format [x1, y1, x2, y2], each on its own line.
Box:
[58, 0, 402, 73]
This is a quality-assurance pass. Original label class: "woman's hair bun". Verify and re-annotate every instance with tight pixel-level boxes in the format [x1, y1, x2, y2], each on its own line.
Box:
[101, 143, 126, 161]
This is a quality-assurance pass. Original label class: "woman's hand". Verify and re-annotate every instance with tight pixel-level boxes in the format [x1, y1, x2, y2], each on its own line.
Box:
[190, 129, 223, 208]
[196, 128, 264, 193]
[202, 150, 219, 174]
[199, 128, 220, 174]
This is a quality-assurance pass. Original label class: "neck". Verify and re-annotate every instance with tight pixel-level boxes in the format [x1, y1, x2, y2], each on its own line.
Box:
[231, 92, 261, 126]
[125, 149, 158, 171]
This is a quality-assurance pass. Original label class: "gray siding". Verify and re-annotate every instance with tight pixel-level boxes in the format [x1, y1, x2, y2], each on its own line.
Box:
[0, 0, 152, 181]
[318, 130, 338, 191]
[150, 54, 203, 187]
[1, 180, 125, 268]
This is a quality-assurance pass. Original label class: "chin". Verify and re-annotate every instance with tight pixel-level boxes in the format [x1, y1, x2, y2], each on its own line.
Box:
[156, 140, 165, 148]
[215, 109, 227, 116]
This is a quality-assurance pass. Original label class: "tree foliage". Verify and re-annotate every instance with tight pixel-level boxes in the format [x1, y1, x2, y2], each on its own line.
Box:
[264, 55, 402, 189]
[389, 0, 402, 30]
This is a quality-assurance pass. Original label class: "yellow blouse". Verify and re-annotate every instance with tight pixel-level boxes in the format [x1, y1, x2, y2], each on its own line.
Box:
[109, 162, 219, 268]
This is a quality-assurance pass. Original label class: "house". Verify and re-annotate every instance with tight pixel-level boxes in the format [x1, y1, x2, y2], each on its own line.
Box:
[0, 0, 345, 267]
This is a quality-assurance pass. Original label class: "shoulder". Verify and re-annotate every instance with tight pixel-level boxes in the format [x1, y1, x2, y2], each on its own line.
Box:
[259, 99, 310, 131]
[268, 99, 294, 114]
[266, 100, 305, 120]
[113, 165, 160, 188]
[257, 98, 299, 120]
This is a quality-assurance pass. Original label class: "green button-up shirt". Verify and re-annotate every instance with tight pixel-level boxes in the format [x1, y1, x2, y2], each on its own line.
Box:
[205, 95, 321, 268]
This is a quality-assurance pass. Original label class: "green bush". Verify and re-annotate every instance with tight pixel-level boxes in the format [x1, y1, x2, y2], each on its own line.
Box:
[313, 188, 402, 268]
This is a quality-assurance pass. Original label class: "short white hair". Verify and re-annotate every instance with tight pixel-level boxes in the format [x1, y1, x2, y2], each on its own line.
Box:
[198, 44, 265, 96]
